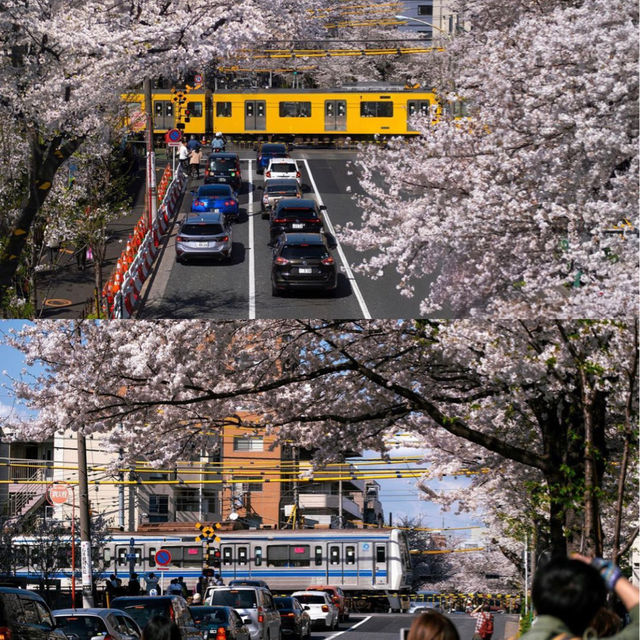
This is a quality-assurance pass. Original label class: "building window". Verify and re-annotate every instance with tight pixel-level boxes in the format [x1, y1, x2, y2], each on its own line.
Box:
[233, 436, 264, 451]
[148, 495, 169, 522]
[279, 101, 311, 117]
[360, 101, 393, 118]
[176, 490, 199, 512]
[216, 101, 232, 117]
[240, 479, 263, 493]
[417, 5, 433, 16]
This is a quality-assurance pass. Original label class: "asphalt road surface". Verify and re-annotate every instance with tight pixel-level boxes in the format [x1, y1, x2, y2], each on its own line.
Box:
[138, 147, 446, 319]
[310, 613, 518, 640]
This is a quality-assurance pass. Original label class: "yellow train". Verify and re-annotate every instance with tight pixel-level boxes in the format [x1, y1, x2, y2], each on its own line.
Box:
[122, 88, 440, 142]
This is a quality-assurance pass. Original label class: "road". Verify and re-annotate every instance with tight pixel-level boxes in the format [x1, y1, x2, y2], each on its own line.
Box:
[138, 147, 445, 319]
[310, 613, 518, 640]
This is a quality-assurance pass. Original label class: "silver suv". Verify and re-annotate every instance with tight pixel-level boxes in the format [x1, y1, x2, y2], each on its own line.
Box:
[205, 586, 280, 640]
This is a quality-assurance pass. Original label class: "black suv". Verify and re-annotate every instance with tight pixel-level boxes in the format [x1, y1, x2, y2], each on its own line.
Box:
[271, 232, 338, 296]
[269, 198, 326, 244]
[0, 587, 67, 639]
[204, 152, 242, 191]
[111, 595, 203, 640]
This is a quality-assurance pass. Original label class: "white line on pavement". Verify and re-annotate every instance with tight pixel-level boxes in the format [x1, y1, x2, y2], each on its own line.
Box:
[325, 615, 372, 640]
[247, 159, 256, 319]
[301, 157, 371, 319]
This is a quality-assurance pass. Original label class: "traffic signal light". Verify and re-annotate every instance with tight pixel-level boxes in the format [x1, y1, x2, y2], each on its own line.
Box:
[211, 549, 221, 568]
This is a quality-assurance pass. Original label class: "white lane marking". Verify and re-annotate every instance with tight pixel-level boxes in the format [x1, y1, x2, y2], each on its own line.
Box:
[247, 159, 256, 319]
[324, 615, 372, 640]
[301, 157, 371, 319]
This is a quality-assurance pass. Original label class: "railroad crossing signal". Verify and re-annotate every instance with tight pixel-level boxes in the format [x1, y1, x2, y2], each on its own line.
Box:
[195, 522, 222, 570]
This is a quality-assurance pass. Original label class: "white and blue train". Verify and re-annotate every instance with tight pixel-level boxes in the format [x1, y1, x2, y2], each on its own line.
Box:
[8, 528, 412, 608]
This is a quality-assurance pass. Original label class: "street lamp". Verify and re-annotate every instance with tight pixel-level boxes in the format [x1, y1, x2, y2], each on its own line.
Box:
[394, 14, 452, 44]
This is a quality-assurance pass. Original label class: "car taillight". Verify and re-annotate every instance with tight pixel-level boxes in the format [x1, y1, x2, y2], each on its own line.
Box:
[274, 257, 289, 265]
[224, 200, 235, 206]
[169, 605, 175, 622]
[287, 612, 296, 617]
[322, 605, 329, 612]
[321, 256, 335, 265]
[194, 199, 204, 207]
[221, 236, 229, 242]
[0, 627, 12, 639]
[309, 218, 321, 224]
[176, 236, 184, 242]
[216, 627, 227, 640]
[258, 607, 264, 623]
[265, 170, 271, 177]
[273, 218, 287, 224]
[296, 171, 301, 178]
[205, 169, 209, 176]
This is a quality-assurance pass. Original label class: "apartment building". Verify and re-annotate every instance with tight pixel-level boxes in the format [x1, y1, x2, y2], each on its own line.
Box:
[396, 1, 466, 44]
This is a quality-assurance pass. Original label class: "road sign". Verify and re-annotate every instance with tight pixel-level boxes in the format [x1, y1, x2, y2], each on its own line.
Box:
[155, 548, 172, 566]
[156, 566, 170, 571]
[165, 128, 182, 144]
[47, 483, 69, 505]
[167, 141, 181, 148]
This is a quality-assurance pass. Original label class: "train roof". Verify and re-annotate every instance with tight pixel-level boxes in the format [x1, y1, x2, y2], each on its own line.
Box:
[213, 88, 434, 94]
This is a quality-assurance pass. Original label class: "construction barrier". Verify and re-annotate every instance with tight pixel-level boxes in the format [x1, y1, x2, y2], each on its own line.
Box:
[111, 164, 187, 318]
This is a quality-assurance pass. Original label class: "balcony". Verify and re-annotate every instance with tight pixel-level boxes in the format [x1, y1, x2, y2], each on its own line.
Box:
[298, 493, 362, 520]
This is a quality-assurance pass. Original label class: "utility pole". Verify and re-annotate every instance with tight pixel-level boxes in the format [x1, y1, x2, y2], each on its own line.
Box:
[77, 431, 94, 607]
[143, 78, 157, 230]
[292, 446, 299, 530]
[338, 480, 343, 529]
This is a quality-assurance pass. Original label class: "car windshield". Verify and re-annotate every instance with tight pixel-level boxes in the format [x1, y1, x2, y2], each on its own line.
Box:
[54, 615, 108, 640]
[211, 590, 257, 608]
[191, 607, 228, 627]
[270, 163, 297, 172]
[267, 186, 298, 196]
[294, 594, 326, 604]
[281, 245, 328, 260]
[209, 158, 236, 170]
[199, 186, 232, 197]
[277, 209, 317, 219]
[275, 598, 294, 610]
[114, 601, 171, 628]
[181, 223, 225, 236]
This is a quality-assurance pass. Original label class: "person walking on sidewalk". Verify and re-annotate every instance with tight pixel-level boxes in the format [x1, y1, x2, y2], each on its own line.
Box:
[178, 140, 189, 172]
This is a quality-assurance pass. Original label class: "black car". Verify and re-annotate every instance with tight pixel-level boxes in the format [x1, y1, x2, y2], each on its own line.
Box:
[271, 232, 338, 296]
[111, 595, 203, 640]
[269, 198, 326, 243]
[274, 597, 311, 640]
[0, 587, 67, 639]
[256, 142, 288, 174]
[189, 605, 250, 640]
[204, 152, 242, 191]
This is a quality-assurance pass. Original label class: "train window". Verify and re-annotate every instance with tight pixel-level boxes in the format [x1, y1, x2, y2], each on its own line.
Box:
[329, 546, 340, 565]
[187, 101, 203, 118]
[408, 100, 431, 117]
[314, 546, 323, 566]
[238, 546, 248, 566]
[255, 546, 263, 566]
[290, 545, 310, 567]
[217, 101, 232, 117]
[345, 546, 356, 565]
[279, 101, 312, 118]
[376, 545, 386, 563]
[184, 546, 203, 563]
[15, 545, 28, 567]
[360, 101, 393, 118]
[104, 548, 112, 565]
[267, 545, 289, 567]
[223, 547, 233, 565]
[148, 548, 157, 567]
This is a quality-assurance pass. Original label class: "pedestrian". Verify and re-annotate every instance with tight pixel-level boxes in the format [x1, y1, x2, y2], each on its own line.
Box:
[106, 573, 119, 601]
[178, 140, 189, 171]
[211, 131, 225, 152]
[145, 572, 160, 596]
[470, 604, 493, 640]
[195, 575, 207, 597]
[128, 572, 141, 596]
[188, 146, 202, 178]
[191, 593, 202, 606]
[519, 554, 639, 640]
[187, 134, 201, 152]
[213, 573, 224, 586]
[177, 576, 188, 598]
[168, 578, 183, 595]
[142, 615, 182, 640]
[407, 611, 459, 640]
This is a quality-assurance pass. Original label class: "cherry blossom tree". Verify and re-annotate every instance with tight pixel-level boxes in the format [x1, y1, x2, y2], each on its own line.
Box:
[0, 0, 329, 306]
[340, 0, 639, 316]
[4, 319, 637, 559]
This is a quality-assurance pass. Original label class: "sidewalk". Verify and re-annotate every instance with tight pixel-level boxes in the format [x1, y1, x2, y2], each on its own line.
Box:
[36, 149, 170, 319]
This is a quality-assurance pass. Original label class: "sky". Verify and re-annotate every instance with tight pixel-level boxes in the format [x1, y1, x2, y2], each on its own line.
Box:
[0, 320, 483, 539]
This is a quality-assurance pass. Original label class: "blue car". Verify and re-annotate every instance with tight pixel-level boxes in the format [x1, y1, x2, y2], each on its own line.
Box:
[191, 184, 239, 220]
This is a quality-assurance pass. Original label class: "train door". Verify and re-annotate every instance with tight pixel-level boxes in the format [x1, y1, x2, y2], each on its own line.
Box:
[324, 100, 346, 131]
[220, 542, 249, 579]
[154, 100, 174, 130]
[326, 542, 357, 585]
[114, 542, 144, 576]
[245, 100, 266, 131]
[372, 542, 388, 586]
[406, 100, 431, 131]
